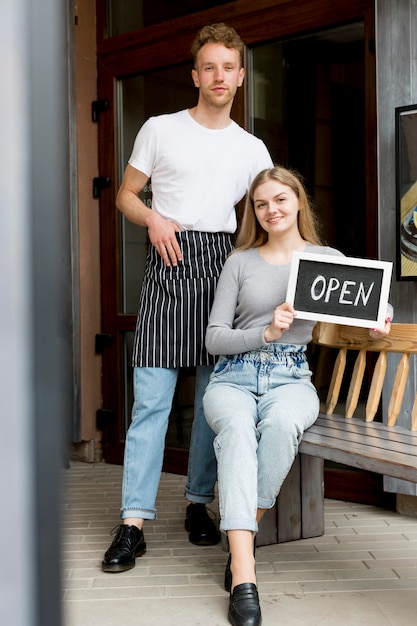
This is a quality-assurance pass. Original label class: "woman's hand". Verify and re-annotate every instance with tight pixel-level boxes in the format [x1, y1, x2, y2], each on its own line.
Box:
[368, 317, 391, 340]
[264, 302, 296, 343]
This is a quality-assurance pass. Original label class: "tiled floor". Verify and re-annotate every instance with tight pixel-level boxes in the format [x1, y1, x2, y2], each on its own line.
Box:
[62, 462, 417, 626]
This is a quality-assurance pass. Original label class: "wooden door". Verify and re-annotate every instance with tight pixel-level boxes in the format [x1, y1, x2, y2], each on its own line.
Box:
[95, 0, 378, 486]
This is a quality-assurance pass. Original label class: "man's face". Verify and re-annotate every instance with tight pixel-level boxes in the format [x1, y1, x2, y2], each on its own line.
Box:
[191, 43, 245, 108]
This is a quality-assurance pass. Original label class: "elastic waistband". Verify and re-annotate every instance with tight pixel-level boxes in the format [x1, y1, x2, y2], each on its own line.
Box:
[257, 343, 306, 354]
[231, 344, 307, 364]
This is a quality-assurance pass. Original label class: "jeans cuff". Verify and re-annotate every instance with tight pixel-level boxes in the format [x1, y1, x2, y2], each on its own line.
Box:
[184, 489, 214, 504]
[184, 485, 214, 504]
[220, 517, 258, 533]
[121, 507, 156, 521]
[257, 496, 276, 509]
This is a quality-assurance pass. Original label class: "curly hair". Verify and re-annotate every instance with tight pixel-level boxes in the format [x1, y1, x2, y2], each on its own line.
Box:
[191, 23, 244, 68]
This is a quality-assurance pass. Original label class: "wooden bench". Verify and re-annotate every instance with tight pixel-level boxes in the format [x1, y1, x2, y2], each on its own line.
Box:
[255, 321, 417, 547]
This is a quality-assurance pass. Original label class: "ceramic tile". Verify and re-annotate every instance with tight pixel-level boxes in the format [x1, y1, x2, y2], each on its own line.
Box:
[62, 463, 417, 626]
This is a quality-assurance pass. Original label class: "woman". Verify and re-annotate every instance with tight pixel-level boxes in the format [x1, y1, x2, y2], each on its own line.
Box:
[203, 166, 391, 626]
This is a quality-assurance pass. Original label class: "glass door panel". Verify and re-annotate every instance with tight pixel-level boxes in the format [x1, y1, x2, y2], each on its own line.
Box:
[118, 63, 194, 314]
[118, 62, 196, 444]
[97, 0, 380, 503]
[247, 22, 367, 410]
[116, 20, 368, 444]
[248, 22, 366, 256]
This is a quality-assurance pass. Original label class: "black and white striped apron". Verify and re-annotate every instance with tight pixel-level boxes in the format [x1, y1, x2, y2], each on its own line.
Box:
[132, 231, 234, 368]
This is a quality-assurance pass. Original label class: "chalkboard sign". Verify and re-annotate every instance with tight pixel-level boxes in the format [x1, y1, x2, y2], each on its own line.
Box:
[286, 252, 392, 328]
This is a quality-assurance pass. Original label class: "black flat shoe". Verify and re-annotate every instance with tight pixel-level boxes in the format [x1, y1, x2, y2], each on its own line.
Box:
[102, 524, 146, 572]
[228, 583, 262, 626]
[185, 503, 221, 545]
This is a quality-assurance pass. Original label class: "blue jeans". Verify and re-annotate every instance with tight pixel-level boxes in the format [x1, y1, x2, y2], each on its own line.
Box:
[121, 365, 216, 520]
[203, 344, 319, 533]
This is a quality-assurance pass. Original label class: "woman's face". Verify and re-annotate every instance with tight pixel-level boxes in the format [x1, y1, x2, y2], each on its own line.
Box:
[253, 179, 300, 237]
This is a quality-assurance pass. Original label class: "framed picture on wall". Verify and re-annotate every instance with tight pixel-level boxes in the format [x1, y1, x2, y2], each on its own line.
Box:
[395, 104, 417, 280]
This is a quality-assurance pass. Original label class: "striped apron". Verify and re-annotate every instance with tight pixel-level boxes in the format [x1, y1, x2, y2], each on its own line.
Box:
[132, 231, 234, 368]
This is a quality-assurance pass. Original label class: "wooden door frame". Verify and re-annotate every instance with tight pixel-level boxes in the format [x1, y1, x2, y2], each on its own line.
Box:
[95, 0, 377, 472]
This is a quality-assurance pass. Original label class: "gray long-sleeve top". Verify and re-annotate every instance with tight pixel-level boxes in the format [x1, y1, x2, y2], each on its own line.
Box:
[205, 244, 344, 356]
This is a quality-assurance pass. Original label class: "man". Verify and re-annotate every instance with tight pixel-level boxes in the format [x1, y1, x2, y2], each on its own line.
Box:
[102, 22, 273, 573]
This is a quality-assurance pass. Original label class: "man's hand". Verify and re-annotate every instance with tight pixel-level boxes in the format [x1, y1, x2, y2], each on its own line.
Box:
[146, 212, 183, 267]
[264, 302, 296, 343]
[116, 164, 183, 268]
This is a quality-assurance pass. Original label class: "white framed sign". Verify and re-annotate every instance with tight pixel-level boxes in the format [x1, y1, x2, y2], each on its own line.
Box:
[286, 252, 392, 329]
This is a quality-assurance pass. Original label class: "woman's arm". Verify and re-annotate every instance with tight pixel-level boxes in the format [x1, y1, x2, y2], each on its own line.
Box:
[205, 256, 269, 356]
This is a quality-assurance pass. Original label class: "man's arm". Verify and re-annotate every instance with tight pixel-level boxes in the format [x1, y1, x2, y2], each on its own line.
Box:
[116, 164, 183, 267]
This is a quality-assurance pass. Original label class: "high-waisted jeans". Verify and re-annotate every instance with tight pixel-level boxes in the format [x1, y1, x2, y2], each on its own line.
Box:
[203, 344, 319, 533]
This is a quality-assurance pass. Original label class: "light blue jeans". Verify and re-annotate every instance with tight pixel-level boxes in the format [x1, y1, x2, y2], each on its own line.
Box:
[203, 344, 319, 533]
[121, 365, 216, 520]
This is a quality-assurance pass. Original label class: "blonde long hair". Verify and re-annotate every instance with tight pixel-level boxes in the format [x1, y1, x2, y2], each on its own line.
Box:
[236, 166, 322, 250]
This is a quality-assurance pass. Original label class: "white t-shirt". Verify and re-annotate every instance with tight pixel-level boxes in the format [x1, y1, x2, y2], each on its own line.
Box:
[128, 109, 273, 233]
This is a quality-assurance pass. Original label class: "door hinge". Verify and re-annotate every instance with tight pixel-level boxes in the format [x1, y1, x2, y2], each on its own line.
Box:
[96, 409, 115, 430]
[93, 176, 111, 199]
[91, 99, 109, 122]
[95, 333, 113, 354]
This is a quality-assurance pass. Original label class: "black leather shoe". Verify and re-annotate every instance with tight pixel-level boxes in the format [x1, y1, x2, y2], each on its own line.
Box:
[184, 503, 221, 545]
[228, 583, 262, 626]
[102, 524, 146, 572]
